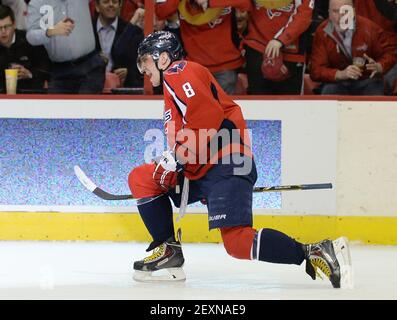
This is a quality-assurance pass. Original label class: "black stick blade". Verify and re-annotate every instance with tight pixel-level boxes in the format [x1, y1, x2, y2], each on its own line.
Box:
[74, 165, 133, 201]
[92, 188, 134, 201]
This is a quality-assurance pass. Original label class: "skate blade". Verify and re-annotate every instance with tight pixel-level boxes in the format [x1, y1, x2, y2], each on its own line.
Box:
[332, 237, 354, 289]
[133, 268, 186, 283]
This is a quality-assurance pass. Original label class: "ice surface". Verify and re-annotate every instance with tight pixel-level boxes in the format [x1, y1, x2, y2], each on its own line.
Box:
[0, 241, 395, 300]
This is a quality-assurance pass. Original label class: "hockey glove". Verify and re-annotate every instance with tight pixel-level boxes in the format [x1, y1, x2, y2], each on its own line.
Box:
[152, 151, 181, 191]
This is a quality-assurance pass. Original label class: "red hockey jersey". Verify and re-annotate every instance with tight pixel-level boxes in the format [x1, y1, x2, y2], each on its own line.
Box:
[354, 0, 397, 47]
[203, 0, 314, 62]
[163, 60, 252, 180]
[242, 0, 314, 63]
[156, 0, 249, 73]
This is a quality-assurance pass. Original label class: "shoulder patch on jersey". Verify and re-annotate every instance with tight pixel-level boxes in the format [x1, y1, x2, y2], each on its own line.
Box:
[166, 61, 187, 75]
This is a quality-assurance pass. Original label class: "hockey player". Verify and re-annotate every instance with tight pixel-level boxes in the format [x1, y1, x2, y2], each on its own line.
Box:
[128, 31, 352, 288]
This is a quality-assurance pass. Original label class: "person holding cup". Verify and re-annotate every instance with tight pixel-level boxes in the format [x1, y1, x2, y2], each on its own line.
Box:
[4, 68, 18, 94]
[310, 0, 397, 95]
[0, 5, 50, 94]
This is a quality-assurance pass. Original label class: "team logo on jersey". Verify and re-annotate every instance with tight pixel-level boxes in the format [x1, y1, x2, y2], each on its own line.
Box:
[166, 61, 187, 75]
[266, 5, 294, 19]
[207, 7, 231, 28]
[179, 7, 231, 28]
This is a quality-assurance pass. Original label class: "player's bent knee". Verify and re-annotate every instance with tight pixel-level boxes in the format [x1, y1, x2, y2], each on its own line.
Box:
[128, 163, 164, 199]
[220, 226, 256, 260]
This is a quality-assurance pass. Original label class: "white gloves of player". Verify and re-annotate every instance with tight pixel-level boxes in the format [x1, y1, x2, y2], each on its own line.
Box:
[152, 151, 179, 191]
[154, 150, 178, 172]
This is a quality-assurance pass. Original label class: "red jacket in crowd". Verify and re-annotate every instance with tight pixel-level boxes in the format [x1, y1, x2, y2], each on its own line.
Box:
[156, 0, 250, 73]
[310, 16, 397, 83]
[192, 0, 314, 62]
[243, 0, 314, 63]
[354, 0, 397, 47]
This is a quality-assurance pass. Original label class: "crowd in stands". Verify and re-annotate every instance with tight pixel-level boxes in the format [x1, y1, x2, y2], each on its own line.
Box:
[0, 0, 396, 95]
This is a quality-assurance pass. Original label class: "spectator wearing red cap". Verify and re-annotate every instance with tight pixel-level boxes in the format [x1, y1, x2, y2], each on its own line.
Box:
[310, 0, 397, 95]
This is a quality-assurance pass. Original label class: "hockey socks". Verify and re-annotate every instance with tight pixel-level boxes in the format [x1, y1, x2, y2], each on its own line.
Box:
[137, 195, 175, 248]
[253, 228, 305, 265]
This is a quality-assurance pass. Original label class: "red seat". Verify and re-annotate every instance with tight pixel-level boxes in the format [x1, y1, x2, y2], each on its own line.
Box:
[103, 72, 121, 94]
[235, 73, 248, 95]
[393, 77, 397, 95]
[303, 74, 321, 95]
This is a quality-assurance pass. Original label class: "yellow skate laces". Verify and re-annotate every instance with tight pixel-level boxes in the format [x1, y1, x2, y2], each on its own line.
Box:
[144, 244, 166, 263]
[309, 257, 331, 280]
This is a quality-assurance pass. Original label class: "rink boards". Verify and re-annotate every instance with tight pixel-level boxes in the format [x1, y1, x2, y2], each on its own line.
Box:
[0, 96, 396, 244]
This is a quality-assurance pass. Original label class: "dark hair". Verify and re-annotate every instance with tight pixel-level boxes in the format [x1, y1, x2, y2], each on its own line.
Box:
[0, 5, 15, 23]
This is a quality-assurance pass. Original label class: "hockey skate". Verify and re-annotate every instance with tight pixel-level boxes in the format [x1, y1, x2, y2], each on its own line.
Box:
[133, 229, 186, 282]
[303, 237, 353, 289]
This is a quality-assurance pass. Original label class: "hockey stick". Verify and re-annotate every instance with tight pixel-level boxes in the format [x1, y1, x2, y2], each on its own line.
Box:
[253, 183, 332, 193]
[74, 165, 333, 201]
[74, 165, 134, 201]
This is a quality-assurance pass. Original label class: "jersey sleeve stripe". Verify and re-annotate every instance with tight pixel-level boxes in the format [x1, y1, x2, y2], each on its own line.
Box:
[164, 79, 187, 125]
[274, 0, 302, 40]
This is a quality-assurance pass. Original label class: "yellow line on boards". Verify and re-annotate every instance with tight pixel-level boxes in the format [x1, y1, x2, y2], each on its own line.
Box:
[0, 212, 396, 244]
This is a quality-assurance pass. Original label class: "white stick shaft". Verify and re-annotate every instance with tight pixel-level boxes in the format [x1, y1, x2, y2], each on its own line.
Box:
[176, 177, 189, 222]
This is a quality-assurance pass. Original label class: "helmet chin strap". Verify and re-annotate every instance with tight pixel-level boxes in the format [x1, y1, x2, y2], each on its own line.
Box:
[154, 57, 172, 86]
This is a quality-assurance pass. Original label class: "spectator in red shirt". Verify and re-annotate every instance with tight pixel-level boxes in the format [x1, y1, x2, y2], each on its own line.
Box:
[354, 0, 397, 38]
[155, 0, 249, 94]
[243, 0, 314, 95]
[354, 0, 397, 94]
[310, 0, 397, 95]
